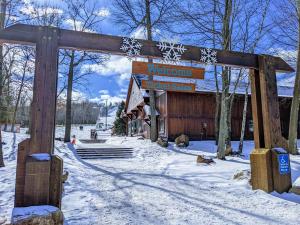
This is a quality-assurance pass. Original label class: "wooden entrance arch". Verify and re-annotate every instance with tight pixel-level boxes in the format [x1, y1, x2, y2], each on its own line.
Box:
[0, 24, 294, 208]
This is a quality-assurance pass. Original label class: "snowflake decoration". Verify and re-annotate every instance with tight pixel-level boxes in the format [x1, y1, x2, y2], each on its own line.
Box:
[120, 37, 142, 59]
[157, 41, 186, 63]
[200, 48, 218, 65]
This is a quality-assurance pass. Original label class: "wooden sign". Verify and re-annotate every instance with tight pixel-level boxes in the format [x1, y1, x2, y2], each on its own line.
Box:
[132, 61, 205, 79]
[141, 80, 196, 93]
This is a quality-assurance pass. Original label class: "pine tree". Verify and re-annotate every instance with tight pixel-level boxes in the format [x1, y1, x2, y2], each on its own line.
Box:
[113, 101, 126, 135]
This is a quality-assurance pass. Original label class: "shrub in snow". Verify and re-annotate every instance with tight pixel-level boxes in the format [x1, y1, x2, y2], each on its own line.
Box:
[196, 155, 214, 164]
[175, 134, 189, 147]
[157, 137, 168, 148]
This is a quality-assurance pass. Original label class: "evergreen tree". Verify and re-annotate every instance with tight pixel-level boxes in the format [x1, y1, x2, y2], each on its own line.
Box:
[113, 101, 126, 135]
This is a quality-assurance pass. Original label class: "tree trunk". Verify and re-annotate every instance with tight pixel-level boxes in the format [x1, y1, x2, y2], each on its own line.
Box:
[212, 2, 220, 145]
[238, 83, 249, 154]
[145, 0, 157, 142]
[64, 51, 75, 143]
[0, 0, 6, 167]
[225, 93, 234, 153]
[214, 92, 221, 144]
[217, 68, 230, 159]
[217, 0, 232, 159]
[288, 7, 300, 154]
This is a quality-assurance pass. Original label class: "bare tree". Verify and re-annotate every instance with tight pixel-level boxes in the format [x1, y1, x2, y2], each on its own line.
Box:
[238, 82, 249, 154]
[11, 47, 34, 132]
[60, 0, 108, 142]
[167, 0, 271, 158]
[20, 0, 108, 142]
[289, 0, 300, 154]
[113, 0, 175, 142]
[271, 0, 300, 154]
[0, 0, 7, 167]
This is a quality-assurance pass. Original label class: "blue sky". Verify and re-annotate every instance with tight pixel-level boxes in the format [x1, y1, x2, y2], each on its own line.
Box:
[25, 0, 134, 104]
[21, 0, 297, 104]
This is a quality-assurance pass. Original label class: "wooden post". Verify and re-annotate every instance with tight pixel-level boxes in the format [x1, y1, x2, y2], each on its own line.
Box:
[14, 139, 30, 207]
[30, 26, 58, 154]
[24, 155, 51, 206]
[258, 55, 283, 149]
[14, 26, 61, 207]
[49, 155, 63, 208]
[249, 66, 272, 192]
[250, 55, 292, 193]
[249, 69, 265, 149]
[250, 149, 273, 192]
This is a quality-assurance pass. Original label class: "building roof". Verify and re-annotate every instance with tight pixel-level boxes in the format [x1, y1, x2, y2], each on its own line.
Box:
[133, 74, 294, 98]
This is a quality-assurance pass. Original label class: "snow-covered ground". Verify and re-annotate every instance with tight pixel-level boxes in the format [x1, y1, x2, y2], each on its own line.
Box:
[1, 126, 300, 225]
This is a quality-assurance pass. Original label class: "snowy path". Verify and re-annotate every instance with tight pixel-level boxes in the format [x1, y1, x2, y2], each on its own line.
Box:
[1, 127, 300, 225]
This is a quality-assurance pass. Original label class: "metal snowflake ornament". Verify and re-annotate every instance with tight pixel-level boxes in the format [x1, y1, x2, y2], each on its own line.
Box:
[200, 48, 218, 65]
[157, 41, 187, 63]
[120, 37, 142, 59]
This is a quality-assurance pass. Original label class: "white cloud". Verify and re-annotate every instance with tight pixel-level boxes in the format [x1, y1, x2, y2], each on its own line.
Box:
[64, 19, 94, 33]
[83, 56, 131, 75]
[117, 73, 131, 86]
[99, 90, 109, 95]
[131, 26, 160, 39]
[90, 94, 125, 105]
[20, 4, 63, 17]
[97, 8, 111, 17]
[58, 90, 87, 103]
[82, 55, 132, 87]
[120, 88, 128, 94]
[131, 27, 147, 39]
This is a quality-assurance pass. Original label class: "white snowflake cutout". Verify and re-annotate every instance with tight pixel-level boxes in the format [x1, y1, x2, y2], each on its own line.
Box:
[200, 48, 217, 65]
[157, 41, 186, 63]
[120, 37, 142, 59]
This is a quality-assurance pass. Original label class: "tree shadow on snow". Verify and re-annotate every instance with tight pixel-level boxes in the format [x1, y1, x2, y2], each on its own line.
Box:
[66, 143, 284, 225]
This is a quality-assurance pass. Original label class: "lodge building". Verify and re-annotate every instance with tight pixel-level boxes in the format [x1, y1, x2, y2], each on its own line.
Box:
[124, 74, 298, 141]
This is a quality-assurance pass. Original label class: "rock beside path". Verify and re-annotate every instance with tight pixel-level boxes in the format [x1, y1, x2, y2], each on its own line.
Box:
[11, 205, 63, 225]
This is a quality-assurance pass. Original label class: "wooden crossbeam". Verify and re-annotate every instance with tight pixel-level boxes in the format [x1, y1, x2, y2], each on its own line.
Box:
[0, 24, 294, 72]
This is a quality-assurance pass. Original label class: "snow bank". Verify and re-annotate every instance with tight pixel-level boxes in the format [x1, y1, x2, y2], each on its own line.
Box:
[1, 128, 300, 225]
[12, 205, 59, 222]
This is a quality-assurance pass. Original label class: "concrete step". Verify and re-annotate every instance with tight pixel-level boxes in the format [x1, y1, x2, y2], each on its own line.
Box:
[76, 147, 134, 159]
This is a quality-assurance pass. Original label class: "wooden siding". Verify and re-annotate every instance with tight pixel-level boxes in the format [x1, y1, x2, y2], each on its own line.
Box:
[165, 92, 297, 141]
[167, 92, 217, 140]
[127, 89, 298, 141]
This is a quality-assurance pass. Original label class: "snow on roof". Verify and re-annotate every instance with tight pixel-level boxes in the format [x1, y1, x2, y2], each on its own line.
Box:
[133, 74, 294, 98]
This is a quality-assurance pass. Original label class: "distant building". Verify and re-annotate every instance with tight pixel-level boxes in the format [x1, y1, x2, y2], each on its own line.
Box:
[123, 75, 297, 141]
